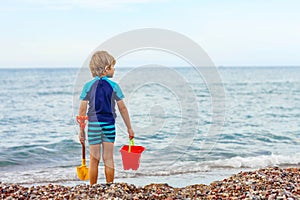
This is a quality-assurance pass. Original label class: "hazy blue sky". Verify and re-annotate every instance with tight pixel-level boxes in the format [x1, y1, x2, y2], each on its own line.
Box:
[1, 0, 300, 68]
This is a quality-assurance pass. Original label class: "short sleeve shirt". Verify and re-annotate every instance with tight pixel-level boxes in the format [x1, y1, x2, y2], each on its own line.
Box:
[80, 76, 124, 123]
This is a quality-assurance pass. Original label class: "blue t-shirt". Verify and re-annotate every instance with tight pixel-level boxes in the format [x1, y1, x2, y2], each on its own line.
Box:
[80, 76, 124, 124]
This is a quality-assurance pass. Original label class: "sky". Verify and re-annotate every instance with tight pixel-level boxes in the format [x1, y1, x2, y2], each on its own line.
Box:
[0, 0, 300, 68]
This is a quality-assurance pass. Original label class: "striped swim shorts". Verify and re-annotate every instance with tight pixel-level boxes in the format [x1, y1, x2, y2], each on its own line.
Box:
[87, 121, 116, 145]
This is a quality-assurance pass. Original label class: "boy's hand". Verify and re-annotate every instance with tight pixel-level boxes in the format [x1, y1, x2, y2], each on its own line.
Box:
[128, 128, 134, 140]
[78, 129, 85, 144]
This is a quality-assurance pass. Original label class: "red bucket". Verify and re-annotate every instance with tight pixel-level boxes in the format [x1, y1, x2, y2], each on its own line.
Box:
[120, 145, 145, 170]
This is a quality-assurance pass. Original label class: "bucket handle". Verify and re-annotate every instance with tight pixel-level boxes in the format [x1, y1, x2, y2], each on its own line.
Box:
[128, 139, 134, 153]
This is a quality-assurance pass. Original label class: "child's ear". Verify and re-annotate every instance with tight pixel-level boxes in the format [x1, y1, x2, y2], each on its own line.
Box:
[105, 65, 110, 71]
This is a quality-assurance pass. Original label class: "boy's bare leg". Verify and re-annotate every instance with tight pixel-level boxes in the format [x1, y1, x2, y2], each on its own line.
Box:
[102, 142, 115, 183]
[89, 144, 100, 185]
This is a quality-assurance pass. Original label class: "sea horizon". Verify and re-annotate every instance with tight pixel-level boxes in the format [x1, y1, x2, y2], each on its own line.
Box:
[0, 65, 300, 70]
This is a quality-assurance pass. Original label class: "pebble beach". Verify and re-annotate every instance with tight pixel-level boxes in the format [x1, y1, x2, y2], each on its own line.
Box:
[1, 167, 299, 199]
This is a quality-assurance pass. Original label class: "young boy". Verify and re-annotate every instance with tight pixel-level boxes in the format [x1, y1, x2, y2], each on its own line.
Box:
[78, 51, 134, 185]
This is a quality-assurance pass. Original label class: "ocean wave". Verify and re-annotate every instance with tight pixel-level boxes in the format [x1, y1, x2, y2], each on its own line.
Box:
[1, 153, 299, 185]
[117, 153, 300, 178]
[0, 139, 80, 167]
[203, 153, 300, 169]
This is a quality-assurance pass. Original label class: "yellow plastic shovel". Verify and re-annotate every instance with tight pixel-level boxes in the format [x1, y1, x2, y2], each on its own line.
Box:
[76, 142, 89, 180]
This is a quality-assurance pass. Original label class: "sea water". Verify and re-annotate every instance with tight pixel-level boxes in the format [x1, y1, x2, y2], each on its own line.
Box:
[0, 67, 299, 187]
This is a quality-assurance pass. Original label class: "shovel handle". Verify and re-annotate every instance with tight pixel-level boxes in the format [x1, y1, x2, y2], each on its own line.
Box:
[81, 142, 86, 160]
[76, 116, 88, 129]
[128, 139, 134, 153]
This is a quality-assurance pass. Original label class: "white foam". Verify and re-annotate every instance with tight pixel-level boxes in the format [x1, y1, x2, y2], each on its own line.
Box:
[204, 153, 300, 169]
[122, 153, 300, 177]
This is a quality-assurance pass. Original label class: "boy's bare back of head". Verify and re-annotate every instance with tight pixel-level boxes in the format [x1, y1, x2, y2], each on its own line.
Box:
[89, 51, 116, 77]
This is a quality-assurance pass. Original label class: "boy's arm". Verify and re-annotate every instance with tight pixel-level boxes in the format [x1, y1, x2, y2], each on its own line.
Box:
[117, 100, 134, 140]
[78, 100, 88, 143]
[79, 100, 88, 116]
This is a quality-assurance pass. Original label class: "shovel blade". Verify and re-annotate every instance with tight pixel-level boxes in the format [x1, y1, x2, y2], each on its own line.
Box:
[76, 165, 89, 181]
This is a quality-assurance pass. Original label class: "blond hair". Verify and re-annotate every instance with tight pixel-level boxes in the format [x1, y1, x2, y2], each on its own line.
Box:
[89, 51, 116, 77]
